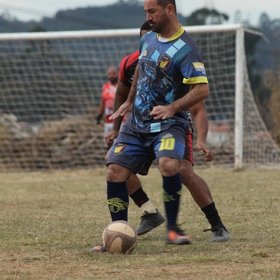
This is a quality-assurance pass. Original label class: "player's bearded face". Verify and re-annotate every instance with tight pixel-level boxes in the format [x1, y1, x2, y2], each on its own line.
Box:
[109, 76, 118, 84]
[149, 10, 169, 34]
[144, 0, 169, 34]
[107, 69, 118, 84]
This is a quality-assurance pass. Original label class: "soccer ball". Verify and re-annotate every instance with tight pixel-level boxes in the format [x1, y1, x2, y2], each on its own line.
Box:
[102, 220, 137, 254]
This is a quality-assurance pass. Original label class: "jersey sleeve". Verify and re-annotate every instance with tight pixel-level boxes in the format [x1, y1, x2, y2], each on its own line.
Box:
[180, 50, 208, 85]
[118, 51, 139, 88]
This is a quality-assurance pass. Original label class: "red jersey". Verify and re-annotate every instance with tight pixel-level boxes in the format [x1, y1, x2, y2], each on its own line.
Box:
[102, 82, 117, 123]
[119, 50, 139, 87]
[117, 50, 140, 124]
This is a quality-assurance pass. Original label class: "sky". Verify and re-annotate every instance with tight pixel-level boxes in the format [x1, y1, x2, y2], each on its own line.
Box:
[0, 0, 279, 26]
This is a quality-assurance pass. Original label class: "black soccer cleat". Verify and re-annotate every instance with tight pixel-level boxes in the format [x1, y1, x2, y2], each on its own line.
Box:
[136, 209, 165, 235]
[204, 225, 230, 242]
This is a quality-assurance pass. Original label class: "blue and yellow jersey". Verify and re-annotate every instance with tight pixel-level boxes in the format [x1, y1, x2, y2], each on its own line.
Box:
[130, 26, 208, 133]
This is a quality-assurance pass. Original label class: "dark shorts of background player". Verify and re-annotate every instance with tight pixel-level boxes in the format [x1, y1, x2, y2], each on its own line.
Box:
[106, 124, 187, 175]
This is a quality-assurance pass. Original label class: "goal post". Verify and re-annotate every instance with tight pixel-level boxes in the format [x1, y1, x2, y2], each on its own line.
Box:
[234, 26, 245, 169]
[0, 24, 279, 170]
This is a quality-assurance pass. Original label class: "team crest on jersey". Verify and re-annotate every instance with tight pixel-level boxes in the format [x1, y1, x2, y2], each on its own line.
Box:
[114, 144, 126, 154]
[192, 62, 206, 74]
[159, 55, 171, 69]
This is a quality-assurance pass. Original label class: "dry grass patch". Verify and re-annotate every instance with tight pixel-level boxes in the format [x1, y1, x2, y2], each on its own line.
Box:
[0, 167, 279, 279]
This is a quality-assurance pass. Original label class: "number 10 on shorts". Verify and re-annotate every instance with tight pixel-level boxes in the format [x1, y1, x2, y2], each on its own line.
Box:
[159, 137, 175, 151]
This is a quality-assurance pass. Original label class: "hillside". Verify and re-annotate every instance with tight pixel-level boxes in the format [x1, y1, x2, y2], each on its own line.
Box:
[0, 1, 185, 33]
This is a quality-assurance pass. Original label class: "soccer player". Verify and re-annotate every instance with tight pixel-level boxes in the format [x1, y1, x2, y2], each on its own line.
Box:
[106, 21, 229, 243]
[95, 65, 118, 135]
[94, 0, 218, 250]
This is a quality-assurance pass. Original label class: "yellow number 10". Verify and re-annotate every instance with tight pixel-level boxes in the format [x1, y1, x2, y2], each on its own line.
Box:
[159, 137, 175, 151]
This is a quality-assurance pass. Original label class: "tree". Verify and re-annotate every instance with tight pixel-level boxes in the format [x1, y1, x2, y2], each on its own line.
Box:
[30, 25, 47, 32]
[185, 8, 229, 26]
[259, 12, 271, 29]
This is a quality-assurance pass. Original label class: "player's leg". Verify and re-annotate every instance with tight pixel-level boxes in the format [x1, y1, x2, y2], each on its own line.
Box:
[180, 158, 213, 207]
[126, 141, 165, 235]
[154, 127, 191, 245]
[181, 131, 229, 242]
[106, 123, 166, 224]
[127, 173, 165, 235]
[91, 162, 131, 253]
[106, 163, 131, 221]
[180, 159, 229, 242]
[90, 128, 150, 253]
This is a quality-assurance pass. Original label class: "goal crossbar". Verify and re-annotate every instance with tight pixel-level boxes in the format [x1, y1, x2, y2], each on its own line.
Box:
[0, 24, 245, 41]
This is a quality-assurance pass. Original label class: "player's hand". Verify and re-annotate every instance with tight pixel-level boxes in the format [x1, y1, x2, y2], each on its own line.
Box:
[109, 100, 132, 120]
[104, 129, 119, 148]
[150, 105, 175, 120]
[194, 141, 213, 162]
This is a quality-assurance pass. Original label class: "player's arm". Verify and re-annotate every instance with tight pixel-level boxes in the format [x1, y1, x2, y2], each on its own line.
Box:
[127, 64, 139, 103]
[151, 83, 209, 120]
[189, 101, 213, 161]
[110, 65, 139, 120]
[112, 81, 130, 130]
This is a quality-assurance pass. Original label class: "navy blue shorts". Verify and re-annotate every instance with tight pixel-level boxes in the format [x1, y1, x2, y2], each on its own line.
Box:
[106, 124, 186, 175]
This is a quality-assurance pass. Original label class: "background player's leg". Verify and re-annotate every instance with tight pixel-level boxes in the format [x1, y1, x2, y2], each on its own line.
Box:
[180, 159, 229, 242]
[127, 174, 165, 235]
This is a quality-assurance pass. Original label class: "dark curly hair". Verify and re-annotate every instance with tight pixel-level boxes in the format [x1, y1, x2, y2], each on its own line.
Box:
[157, 0, 176, 12]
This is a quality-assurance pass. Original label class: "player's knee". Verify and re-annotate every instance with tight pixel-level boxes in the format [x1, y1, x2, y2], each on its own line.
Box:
[107, 164, 129, 181]
[158, 157, 180, 176]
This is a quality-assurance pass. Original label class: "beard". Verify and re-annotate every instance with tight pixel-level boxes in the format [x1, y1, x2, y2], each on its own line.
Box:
[150, 22, 162, 33]
[149, 17, 168, 34]
[109, 77, 118, 84]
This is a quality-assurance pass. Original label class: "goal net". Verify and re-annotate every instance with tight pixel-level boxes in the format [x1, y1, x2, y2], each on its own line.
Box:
[0, 25, 279, 170]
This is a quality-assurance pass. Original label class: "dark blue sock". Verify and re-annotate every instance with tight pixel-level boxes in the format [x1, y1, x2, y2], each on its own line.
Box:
[107, 181, 129, 221]
[162, 173, 182, 229]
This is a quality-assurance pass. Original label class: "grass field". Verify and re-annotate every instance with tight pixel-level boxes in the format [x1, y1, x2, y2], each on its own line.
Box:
[0, 167, 279, 280]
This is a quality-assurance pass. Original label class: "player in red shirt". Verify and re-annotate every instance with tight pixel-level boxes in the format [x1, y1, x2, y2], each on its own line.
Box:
[96, 66, 118, 135]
